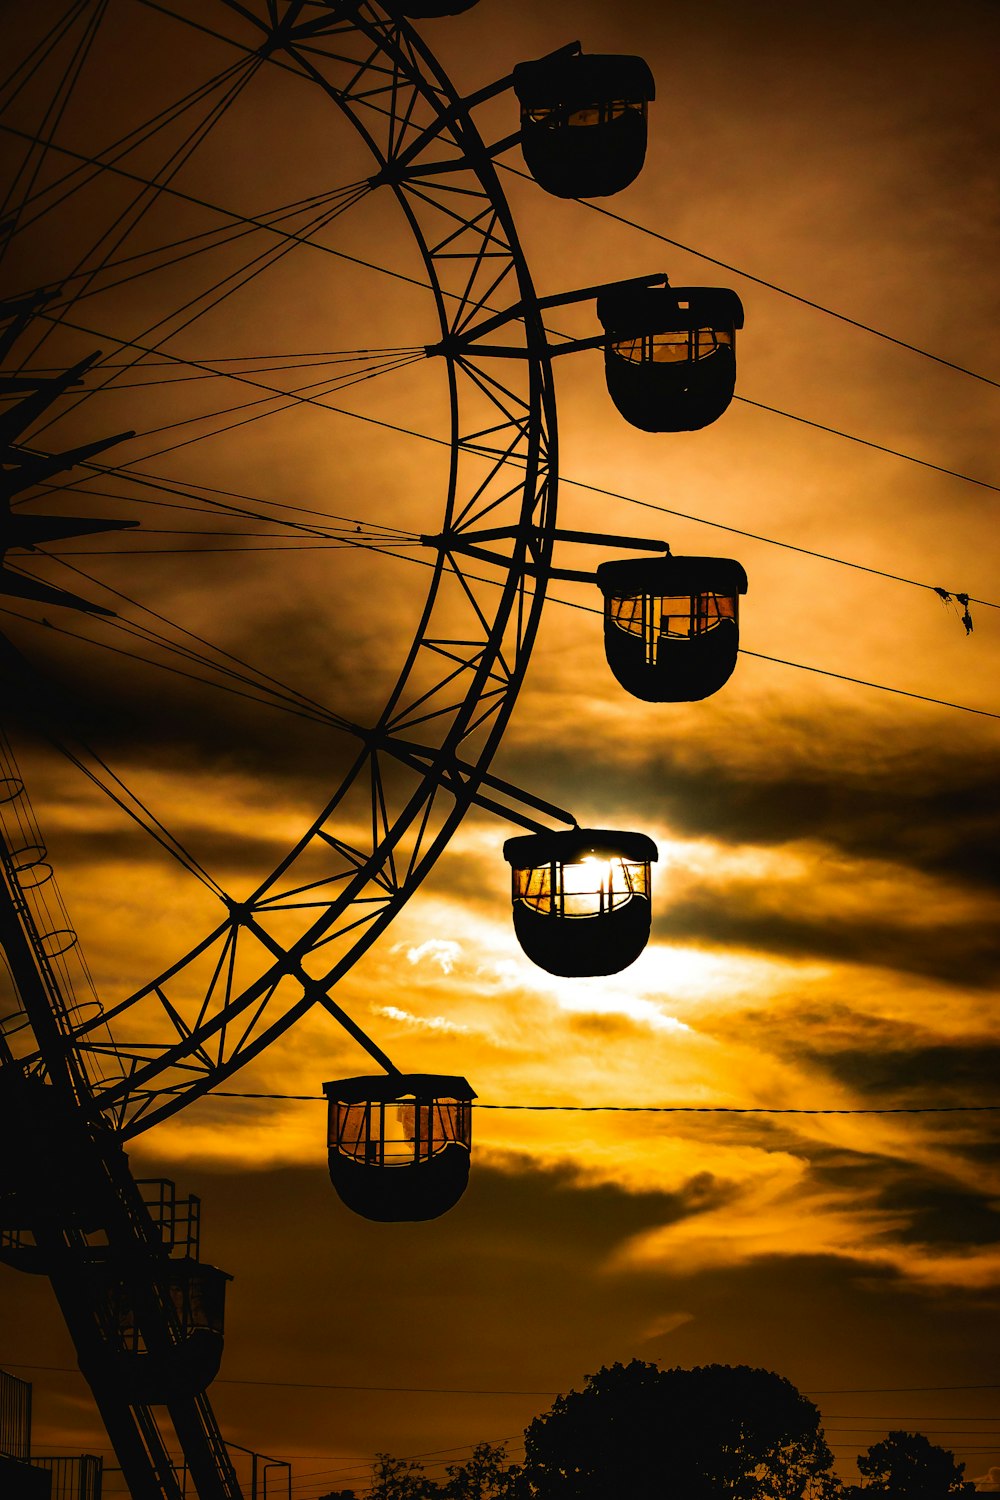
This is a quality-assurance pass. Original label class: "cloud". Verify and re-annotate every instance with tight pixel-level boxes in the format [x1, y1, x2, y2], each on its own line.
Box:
[637, 1310, 696, 1343]
[373, 1003, 470, 1037]
[505, 720, 1000, 887]
[399, 938, 462, 975]
[794, 1038, 1000, 1108]
[609, 1165, 1000, 1294]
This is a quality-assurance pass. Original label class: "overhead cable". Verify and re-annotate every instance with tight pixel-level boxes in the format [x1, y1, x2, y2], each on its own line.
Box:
[6, 121, 999, 521]
[22, 524, 1000, 726]
[498, 163, 1000, 395]
[163, 1091, 1000, 1114]
[35, 306, 998, 617]
[7, 1359, 998, 1400]
[95, 0, 1000, 396]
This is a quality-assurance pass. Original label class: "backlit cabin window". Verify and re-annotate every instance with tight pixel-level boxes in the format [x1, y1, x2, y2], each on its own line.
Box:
[611, 326, 733, 365]
[332, 1097, 471, 1166]
[525, 98, 647, 129]
[513, 854, 650, 918]
[609, 592, 737, 660]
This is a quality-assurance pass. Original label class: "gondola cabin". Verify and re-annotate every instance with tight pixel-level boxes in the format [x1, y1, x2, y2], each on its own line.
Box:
[596, 283, 744, 431]
[503, 828, 657, 977]
[596, 555, 748, 702]
[512, 51, 655, 199]
[99, 1260, 230, 1404]
[324, 1073, 475, 1222]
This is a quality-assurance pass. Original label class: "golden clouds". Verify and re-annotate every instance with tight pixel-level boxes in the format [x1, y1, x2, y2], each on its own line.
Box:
[95, 798, 996, 1318]
[4, 0, 999, 1480]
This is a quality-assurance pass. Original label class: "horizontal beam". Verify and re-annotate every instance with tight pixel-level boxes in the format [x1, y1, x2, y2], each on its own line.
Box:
[427, 271, 668, 357]
[388, 737, 577, 834]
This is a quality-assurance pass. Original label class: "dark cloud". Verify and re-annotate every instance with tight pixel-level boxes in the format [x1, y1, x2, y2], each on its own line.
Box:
[795, 1040, 1000, 1105]
[500, 735, 1000, 895]
[774, 1138, 1000, 1253]
[653, 892, 1000, 988]
[11, 1150, 996, 1473]
[131, 1154, 735, 1462]
[4, 0, 999, 1488]
[4, 605, 372, 785]
[877, 1182, 1000, 1251]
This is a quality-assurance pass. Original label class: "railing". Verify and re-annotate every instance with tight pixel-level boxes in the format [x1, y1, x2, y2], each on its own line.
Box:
[179, 1444, 290, 1500]
[136, 1179, 202, 1260]
[0, 732, 125, 1099]
[0, 1366, 31, 1461]
[33, 1454, 103, 1500]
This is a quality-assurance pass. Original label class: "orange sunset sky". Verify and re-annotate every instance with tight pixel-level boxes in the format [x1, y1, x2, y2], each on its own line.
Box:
[1, 0, 998, 1495]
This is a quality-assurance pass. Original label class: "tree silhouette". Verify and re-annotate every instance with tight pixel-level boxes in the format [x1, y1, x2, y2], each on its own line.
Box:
[850, 1430, 973, 1497]
[366, 1445, 524, 1498]
[369, 1451, 439, 1498]
[521, 1360, 839, 1498]
[444, 1441, 523, 1498]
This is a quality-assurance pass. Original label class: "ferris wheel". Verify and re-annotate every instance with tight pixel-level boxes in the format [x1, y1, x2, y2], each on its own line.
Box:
[0, 3, 747, 1495]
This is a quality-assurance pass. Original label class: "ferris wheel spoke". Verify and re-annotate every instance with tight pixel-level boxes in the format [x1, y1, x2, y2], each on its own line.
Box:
[24, 313, 429, 478]
[41, 181, 374, 322]
[56, 727, 575, 1132]
[3, 54, 252, 256]
[0, 1, 87, 107]
[23, 65, 266, 378]
[4, 0, 558, 1147]
[38, 210, 385, 445]
[110, 350, 428, 452]
[0, 116, 384, 313]
[0, 0, 110, 264]
[0, 6, 574, 1488]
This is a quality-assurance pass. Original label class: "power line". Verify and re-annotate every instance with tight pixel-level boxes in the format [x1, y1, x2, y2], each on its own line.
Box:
[0, 1361, 561, 1398]
[7, 121, 1000, 524]
[807, 1384, 1000, 1395]
[498, 163, 1000, 395]
[734, 393, 1000, 504]
[20, 484, 1000, 726]
[560, 477, 998, 613]
[9, 1360, 999, 1402]
[822, 1415, 1000, 1422]
[827, 1442, 999, 1452]
[44, 315, 995, 630]
[171, 1092, 1000, 1115]
[825, 1426, 1000, 1434]
[739, 645, 1000, 722]
[32, 0, 994, 400]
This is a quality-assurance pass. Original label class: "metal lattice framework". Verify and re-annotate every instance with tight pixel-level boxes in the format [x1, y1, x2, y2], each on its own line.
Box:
[0, 0, 561, 1136]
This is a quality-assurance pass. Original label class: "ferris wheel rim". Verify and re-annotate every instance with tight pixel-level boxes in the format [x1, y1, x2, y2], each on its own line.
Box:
[1, 0, 559, 1131]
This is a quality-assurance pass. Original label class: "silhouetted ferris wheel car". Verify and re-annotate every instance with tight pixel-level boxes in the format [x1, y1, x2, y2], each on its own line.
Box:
[503, 828, 658, 977]
[323, 1074, 475, 1222]
[597, 283, 744, 431]
[596, 554, 748, 702]
[95, 1260, 230, 1404]
[512, 51, 656, 199]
